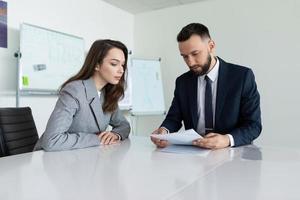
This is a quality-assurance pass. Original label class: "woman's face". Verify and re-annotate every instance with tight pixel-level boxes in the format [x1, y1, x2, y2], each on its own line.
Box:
[95, 47, 125, 86]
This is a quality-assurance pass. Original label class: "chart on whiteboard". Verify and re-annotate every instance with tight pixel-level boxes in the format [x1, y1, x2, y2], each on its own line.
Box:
[131, 59, 165, 115]
[19, 23, 84, 92]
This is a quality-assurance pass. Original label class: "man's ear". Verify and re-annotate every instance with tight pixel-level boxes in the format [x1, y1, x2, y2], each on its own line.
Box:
[208, 40, 215, 53]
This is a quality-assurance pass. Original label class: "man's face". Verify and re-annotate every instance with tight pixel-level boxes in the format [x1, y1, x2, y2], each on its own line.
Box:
[178, 34, 214, 76]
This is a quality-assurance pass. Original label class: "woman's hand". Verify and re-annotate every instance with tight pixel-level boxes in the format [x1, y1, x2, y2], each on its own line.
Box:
[98, 131, 120, 145]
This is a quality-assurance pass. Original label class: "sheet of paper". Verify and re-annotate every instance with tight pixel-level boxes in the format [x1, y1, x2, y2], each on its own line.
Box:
[157, 145, 210, 156]
[151, 129, 203, 145]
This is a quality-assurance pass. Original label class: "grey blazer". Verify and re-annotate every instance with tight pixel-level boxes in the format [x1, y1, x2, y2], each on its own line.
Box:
[35, 78, 130, 151]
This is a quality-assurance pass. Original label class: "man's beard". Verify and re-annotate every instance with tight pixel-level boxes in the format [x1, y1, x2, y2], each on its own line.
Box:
[190, 54, 212, 76]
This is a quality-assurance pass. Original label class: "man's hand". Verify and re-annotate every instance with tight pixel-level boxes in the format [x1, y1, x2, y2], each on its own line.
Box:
[150, 127, 169, 148]
[192, 133, 230, 149]
[98, 131, 119, 145]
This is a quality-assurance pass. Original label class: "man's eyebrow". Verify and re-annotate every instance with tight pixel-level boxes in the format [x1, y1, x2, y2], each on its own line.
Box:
[181, 50, 199, 56]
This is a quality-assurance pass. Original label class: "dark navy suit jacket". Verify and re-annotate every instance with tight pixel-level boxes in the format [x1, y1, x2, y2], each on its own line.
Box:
[161, 57, 262, 147]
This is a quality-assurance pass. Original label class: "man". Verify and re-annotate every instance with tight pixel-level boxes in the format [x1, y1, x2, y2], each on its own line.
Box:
[151, 23, 261, 149]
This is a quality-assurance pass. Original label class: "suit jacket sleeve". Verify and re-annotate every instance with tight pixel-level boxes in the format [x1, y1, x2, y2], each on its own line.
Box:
[40, 84, 100, 151]
[160, 77, 183, 132]
[230, 69, 262, 146]
[110, 107, 130, 140]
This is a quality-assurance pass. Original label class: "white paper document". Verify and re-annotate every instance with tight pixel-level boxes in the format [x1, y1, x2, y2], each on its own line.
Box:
[158, 145, 210, 156]
[151, 129, 203, 145]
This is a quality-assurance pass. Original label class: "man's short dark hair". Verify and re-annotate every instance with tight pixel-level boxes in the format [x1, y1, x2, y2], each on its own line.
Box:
[177, 23, 211, 42]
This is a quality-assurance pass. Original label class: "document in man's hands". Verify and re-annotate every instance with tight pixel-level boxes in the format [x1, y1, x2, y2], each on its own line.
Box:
[151, 129, 203, 145]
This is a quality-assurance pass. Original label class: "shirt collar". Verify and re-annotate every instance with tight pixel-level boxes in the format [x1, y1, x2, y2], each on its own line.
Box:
[206, 57, 219, 82]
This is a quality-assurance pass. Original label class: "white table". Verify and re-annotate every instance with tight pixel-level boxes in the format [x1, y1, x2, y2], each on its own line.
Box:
[0, 136, 300, 200]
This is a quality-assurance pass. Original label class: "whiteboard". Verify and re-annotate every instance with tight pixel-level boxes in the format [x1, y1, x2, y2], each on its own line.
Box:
[19, 23, 85, 92]
[131, 59, 165, 115]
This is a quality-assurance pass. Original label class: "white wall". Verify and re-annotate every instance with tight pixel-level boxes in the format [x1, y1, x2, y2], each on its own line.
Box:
[134, 0, 300, 148]
[0, 0, 134, 135]
[2, 0, 300, 148]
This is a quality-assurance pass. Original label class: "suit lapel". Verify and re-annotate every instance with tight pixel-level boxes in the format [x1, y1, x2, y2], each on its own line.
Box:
[188, 72, 198, 129]
[215, 57, 228, 128]
[83, 78, 107, 131]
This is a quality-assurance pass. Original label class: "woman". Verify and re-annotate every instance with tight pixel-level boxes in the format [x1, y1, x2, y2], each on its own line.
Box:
[35, 39, 131, 151]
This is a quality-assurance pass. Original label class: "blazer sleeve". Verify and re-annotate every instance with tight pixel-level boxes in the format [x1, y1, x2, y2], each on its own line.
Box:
[40, 85, 100, 151]
[230, 69, 262, 146]
[110, 107, 130, 140]
[160, 77, 183, 132]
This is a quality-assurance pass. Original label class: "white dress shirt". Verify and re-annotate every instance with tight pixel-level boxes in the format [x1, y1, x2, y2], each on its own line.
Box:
[196, 58, 234, 147]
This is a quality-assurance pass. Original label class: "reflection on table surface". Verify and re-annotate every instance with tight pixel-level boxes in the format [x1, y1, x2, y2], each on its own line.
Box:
[0, 136, 300, 200]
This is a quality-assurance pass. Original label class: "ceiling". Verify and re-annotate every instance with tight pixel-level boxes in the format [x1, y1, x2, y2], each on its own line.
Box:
[102, 0, 205, 14]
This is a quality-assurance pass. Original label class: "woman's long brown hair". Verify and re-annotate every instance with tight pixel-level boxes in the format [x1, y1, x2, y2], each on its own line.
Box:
[60, 39, 128, 113]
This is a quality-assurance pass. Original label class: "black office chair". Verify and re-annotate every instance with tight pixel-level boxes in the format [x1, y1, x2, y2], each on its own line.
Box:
[0, 107, 39, 157]
[0, 128, 5, 157]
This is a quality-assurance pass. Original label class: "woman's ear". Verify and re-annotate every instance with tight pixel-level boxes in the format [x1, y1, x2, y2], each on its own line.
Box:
[95, 64, 100, 71]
